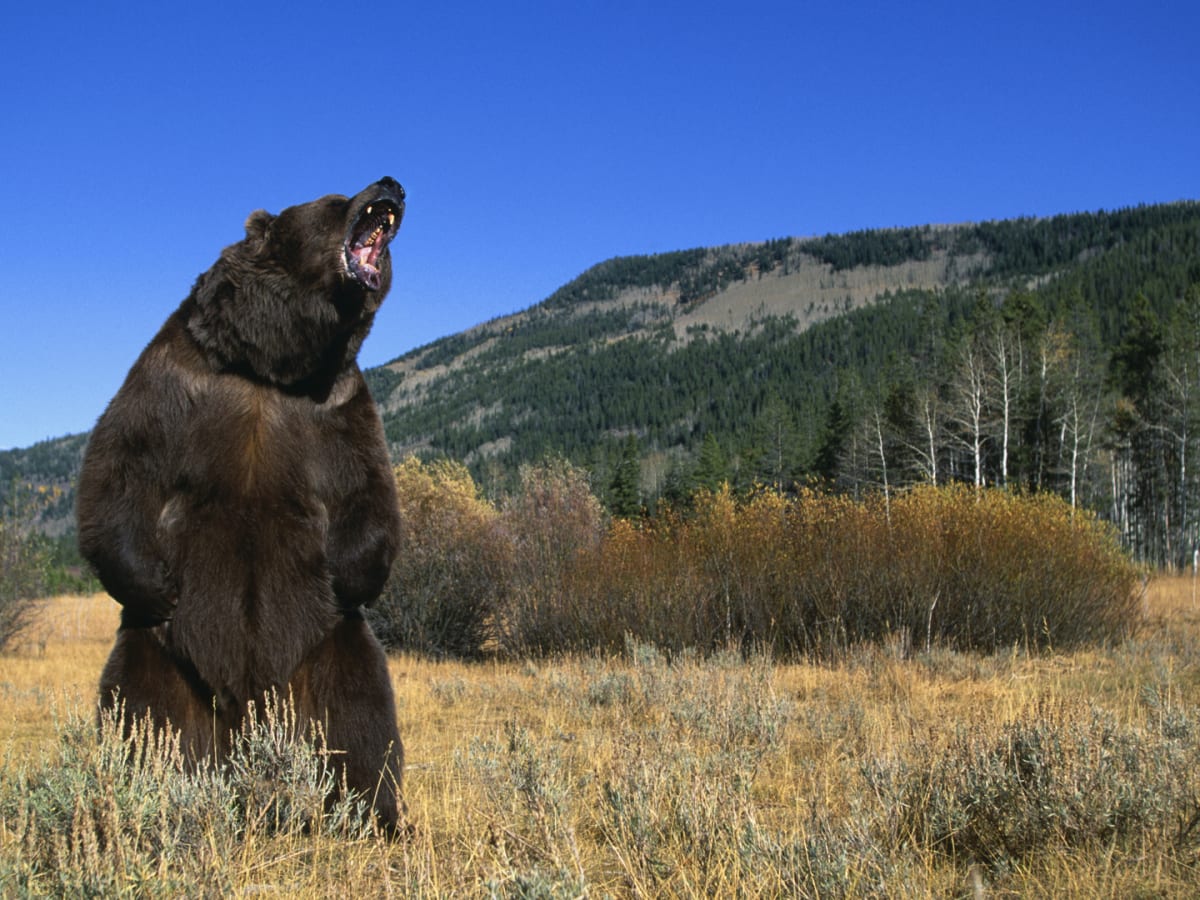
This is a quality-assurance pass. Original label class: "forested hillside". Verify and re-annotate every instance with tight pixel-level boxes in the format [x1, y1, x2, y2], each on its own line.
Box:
[368, 202, 1200, 566]
[5, 201, 1200, 567]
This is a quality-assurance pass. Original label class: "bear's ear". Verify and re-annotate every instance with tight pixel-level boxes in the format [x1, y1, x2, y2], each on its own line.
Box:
[243, 209, 274, 243]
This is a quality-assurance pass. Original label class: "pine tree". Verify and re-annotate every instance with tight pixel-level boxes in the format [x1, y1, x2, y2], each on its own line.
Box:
[608, 435, 642, 517]
[693, 433, 729, 493]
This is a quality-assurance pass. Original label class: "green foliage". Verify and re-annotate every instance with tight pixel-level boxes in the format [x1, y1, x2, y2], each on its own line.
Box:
[542, 246, 719, 309]
[0, 436, 93, 595]
[803, 224, 937, 271]
[39, 532, 101, 596]
[607, 435, 642, 517]
[370, 201, 1200, 568]
[964, 201, 1200, 284]
[692, 432, 730, 494]
[361, 363, 405, 402]
[0, 434, 88, 499]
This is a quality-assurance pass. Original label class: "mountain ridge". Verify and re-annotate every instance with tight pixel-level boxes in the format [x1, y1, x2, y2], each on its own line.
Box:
[367, 203, 1199, 468]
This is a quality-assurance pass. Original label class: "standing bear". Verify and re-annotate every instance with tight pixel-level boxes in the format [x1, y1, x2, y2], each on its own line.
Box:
[77, 178, 407, 833]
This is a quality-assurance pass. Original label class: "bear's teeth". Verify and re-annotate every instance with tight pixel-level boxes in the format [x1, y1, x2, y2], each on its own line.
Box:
[387, 212, 395, 226]
[366, 205, 373, 215]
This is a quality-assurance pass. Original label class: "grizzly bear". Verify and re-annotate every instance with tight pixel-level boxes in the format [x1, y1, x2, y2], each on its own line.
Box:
[77, 178, 407, 833]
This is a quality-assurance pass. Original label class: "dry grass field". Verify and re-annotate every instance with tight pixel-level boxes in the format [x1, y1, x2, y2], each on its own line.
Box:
[4, 577, 1200, 896]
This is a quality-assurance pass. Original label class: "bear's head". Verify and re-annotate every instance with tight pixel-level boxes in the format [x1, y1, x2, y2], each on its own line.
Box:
[186, 178, 406, 396]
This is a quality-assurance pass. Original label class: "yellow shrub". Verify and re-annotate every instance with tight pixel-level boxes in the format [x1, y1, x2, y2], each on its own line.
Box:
[371, 457, 507, 658]
[375, 463, 1141, 659]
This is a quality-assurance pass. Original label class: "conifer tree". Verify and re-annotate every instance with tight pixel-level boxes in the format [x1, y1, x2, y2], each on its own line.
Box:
[608, 435, 642, 517]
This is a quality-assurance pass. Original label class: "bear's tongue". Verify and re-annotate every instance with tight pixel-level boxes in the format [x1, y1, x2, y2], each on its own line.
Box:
[347, 208, 396, 289]
[353, 241, 381, 270]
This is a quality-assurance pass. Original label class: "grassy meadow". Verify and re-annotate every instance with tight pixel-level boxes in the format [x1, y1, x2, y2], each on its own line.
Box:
[4, 578, 1200, 896]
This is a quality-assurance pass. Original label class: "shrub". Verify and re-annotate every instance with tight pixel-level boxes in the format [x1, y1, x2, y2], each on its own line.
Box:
[457, 644, 798, 895]
[864, 698, 1200, 870]
[884, 485, 1142, 651]
[770, 484, 1142, 655]
[502, 483, 1141, 659]
[373, 456, 608, 659]
[0, 503, 50, 652]
[496, 459, 606, 655]
[370, 457, 508, 658]
[593, 643, 804, 894]
[0, 699, 373, 895]
[521, 514, 698, 655]
[372, 464, 1139, 660]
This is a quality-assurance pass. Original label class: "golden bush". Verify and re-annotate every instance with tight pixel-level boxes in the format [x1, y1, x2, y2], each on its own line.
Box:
[371, 457, 507, 657]
[550, 483, 1141, 658]
[372, 463, 1140, 659]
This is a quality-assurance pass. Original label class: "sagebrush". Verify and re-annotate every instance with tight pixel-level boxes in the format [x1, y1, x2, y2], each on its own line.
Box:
[0, 700, 376, 896]
[7, 631, 1200, 896]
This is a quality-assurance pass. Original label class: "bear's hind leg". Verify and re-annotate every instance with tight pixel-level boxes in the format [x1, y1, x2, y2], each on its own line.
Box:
[99, 625, 222, 765]
[290, 613, 404, 835]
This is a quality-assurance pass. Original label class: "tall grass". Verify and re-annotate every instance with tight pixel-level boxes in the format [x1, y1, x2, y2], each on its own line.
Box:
[0, 461, 1154, 895]
[7, 603, 1200, 896]
[0, 699, 377, 896]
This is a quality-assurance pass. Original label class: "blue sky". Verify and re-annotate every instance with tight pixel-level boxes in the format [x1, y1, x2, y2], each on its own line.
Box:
[1, 1, 1196, 450]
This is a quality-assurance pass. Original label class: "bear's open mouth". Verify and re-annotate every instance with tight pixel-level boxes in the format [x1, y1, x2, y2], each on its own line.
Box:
[344, 198, 402, 290]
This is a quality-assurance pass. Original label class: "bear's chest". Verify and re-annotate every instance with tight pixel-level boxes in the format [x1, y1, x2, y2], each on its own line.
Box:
[166, 378, 343, 697]
[182, 379, 322, 499]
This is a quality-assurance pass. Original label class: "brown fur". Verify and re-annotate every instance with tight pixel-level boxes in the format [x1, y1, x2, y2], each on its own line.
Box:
[78, 179, 407, 832]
